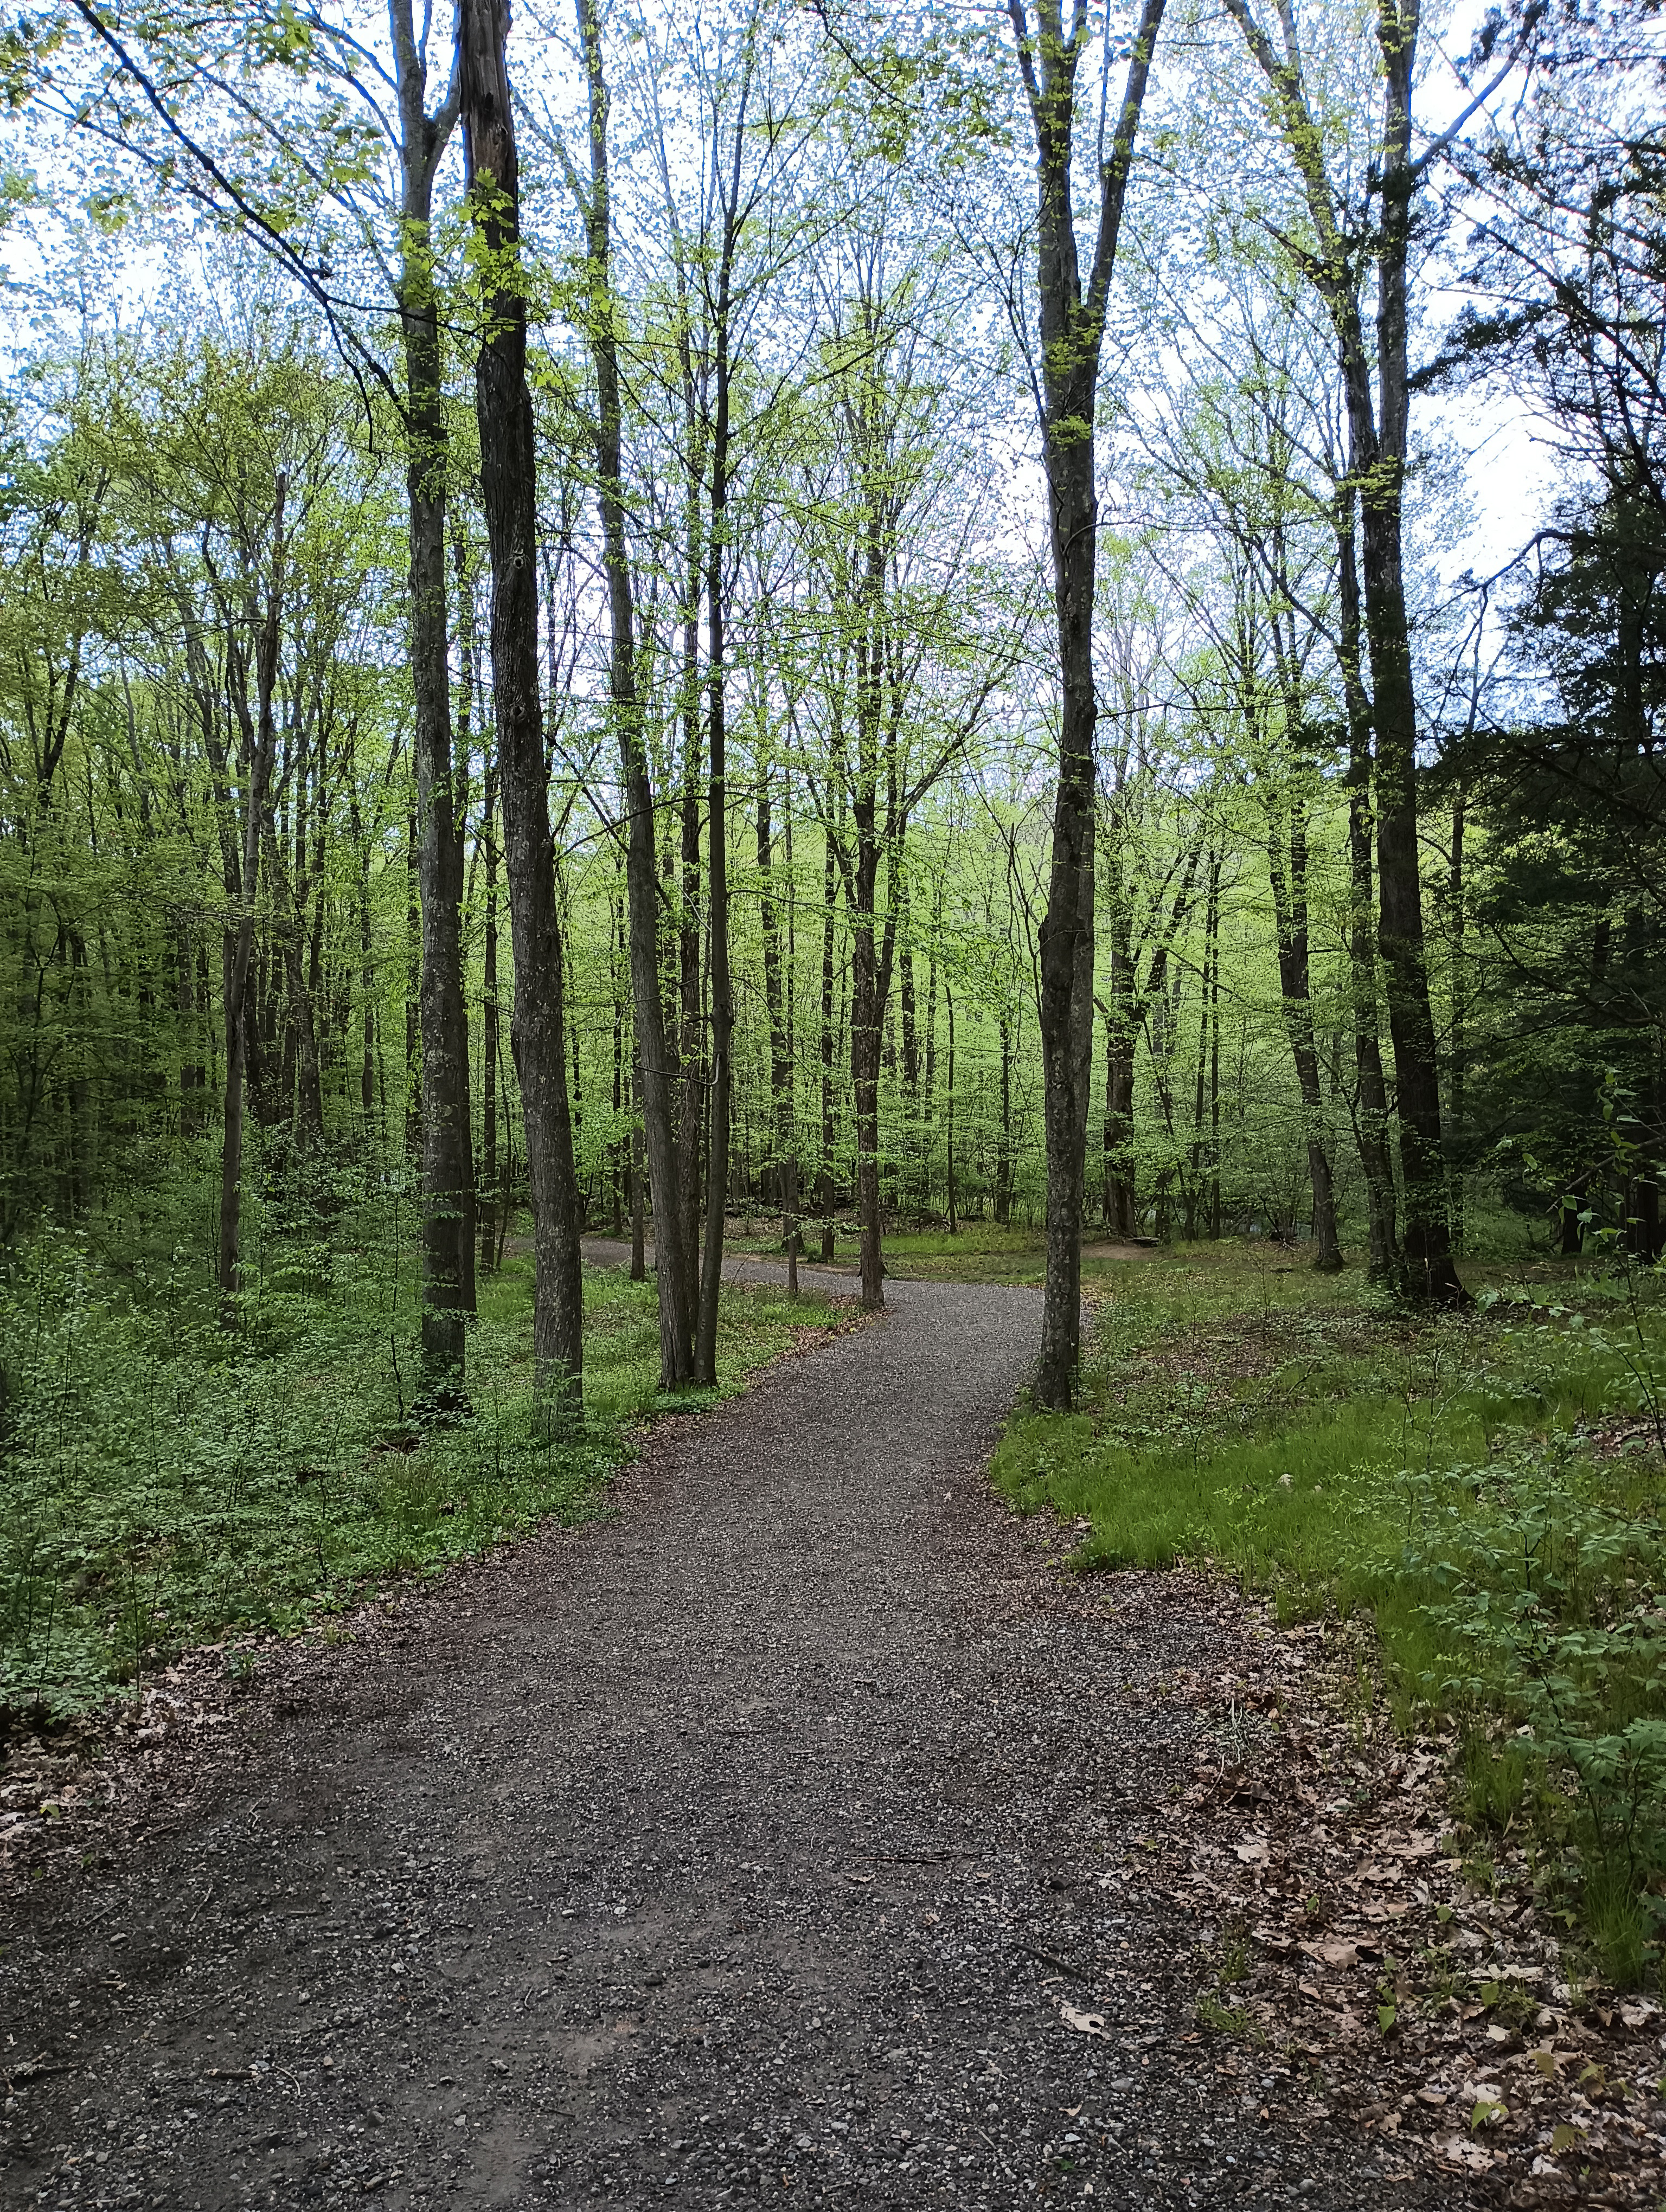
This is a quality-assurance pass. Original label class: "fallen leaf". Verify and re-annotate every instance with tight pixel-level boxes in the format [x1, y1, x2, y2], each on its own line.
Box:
[1298, 1938, 1359, 1969]
[1234, 1837, 1270, 1866]
[1058, 2003, 1110, 2042]
[1437, 2136, 1495, 2172]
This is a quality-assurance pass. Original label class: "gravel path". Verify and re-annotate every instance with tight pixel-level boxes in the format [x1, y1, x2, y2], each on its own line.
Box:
[1, 1271, 1469, 2212]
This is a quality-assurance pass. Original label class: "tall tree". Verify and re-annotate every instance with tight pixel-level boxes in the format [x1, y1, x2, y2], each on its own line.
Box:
[458, 0, 585, 1425]
[390, 2, 476, 1391]
[1216, 0, 1534, 1300]
[1005, 0, 1166, 1407]
[566, 0, 695, 1388]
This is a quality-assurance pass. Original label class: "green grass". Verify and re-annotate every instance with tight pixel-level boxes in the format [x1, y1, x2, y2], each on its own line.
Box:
[991, 1240, 1666, 1982]
[876, 1222, 1068, 1283]
[0, 1223, 834, 1723]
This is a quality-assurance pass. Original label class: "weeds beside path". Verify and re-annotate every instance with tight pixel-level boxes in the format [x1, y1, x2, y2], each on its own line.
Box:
[0, 1239, 830, 1736]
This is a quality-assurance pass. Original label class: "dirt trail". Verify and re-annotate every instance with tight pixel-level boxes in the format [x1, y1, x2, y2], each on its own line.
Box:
[1, 1270, 1464, 2211]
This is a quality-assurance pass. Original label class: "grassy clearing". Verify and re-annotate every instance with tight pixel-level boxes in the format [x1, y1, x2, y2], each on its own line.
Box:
[880, 1223, 1055, 1283]
[0, 1224, 831, 1724]
[992, 1240, 1666, 1983]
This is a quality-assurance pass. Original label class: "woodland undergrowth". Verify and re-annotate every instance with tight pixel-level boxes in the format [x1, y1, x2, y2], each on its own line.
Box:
[0, 1188, 827, 1729]
[995, 1242, 1666, 1988]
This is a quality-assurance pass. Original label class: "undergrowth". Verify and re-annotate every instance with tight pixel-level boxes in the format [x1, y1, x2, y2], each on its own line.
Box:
[0, 1212, 828, 1726]
[993, 1239, 1666, 1987]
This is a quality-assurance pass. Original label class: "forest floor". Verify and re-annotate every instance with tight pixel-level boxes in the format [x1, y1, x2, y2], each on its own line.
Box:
[0, 1244, 1649, 2211]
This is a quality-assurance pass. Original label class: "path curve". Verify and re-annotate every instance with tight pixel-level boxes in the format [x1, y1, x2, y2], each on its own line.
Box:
[1, 1276, 1463, 2211]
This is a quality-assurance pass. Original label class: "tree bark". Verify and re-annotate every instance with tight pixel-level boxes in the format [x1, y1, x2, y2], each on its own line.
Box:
[1265, 799, 1343, 1270]
[818, 817, 838, 1260]
[1336, 492, 1401, 1285]
[1101, 906, 1138, 1234]
[675, 326, 708, 1342]
[690, 211, 739, 1380]
[573, 0, 693, 1385]
[459, 0, 584, 1426]
[758, 766, 798, 1285]
[630, 1053, 648, 1281]
[217, 475, 288, 1325]
[477, 655, 502, 1276]
[945, 980, 959, 1235]
[393, 28, 476, 1390]
[1447, 785, 1466, 1255]
[1009, 0, 1166, 1406]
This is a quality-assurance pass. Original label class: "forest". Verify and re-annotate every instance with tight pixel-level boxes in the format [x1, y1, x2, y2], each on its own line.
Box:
[3, 0, 1666, 2024]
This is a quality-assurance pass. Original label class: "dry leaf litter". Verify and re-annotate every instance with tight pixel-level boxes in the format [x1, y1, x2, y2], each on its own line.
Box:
[1089, 1562, 1666, 2208]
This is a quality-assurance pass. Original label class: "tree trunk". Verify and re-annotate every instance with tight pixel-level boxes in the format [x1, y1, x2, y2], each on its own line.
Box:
[945, 980, 958, 1235]
[403, 803, 421, 1160]
[1187, 859, 1216, 1242]
[995, 1014, 1014, 1226]
[218, 919, 253, 1320]
[350, 789, 376, 1136]
[1010, 0, 1166, 1407]
[630, 1055, 648, 1280]
[900, 907, 919, 1212]
[1265, 804, 1342, 1270]
[674, 326, 709, 1342]
[390, 8, 473, 1366]
[1101, 914, 1138, 1234]
[1367, 22, 1464, 1304]
[269, 839, 325, 1149]
[847, 564, 902, 1310]
[460, 0, 584, 1426]
[477, 702, 501, 1276]
[1337, 497, 1401, 1285]
[694, 137, 746, 1381]
[818, 816, 838, 1261]
[758, 767, 797, 1285]
[1447, 787, 1466, 1255]
[1208, 879, 1222, 1238]
[610, 884, 626, 1237]
[1225, 0, 1461, 1303]
[574, 0, 692, 1385]
[217, 477, 288, 1324]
